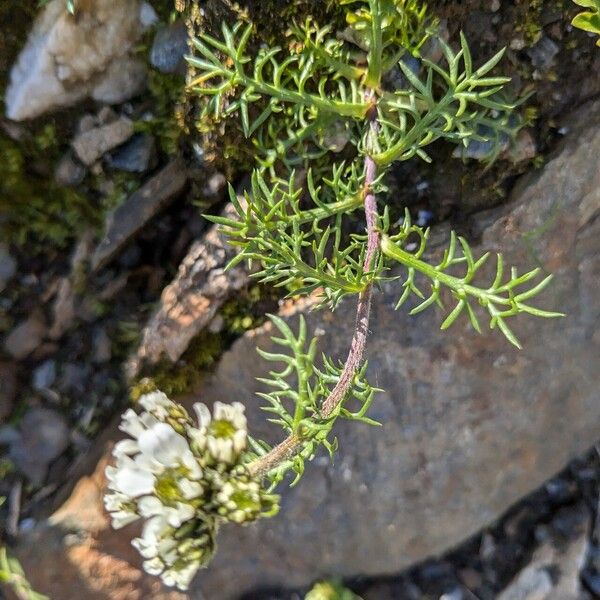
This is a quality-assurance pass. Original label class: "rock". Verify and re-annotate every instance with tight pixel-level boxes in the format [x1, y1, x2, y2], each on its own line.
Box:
[139, 2, 159, 29]
[92, 327, 112, 364]
[150, 20, 189, 74]
[58, 363, 91, 396]
[90, 55, 146, 105]
[54, 152, 87, 187]
[32, 360, 57, 391]
[72, 117, 134, 166]
[105, 133, 157, 173]
[200, 171, 228, 204]
[498, 506, 590, 600]
[5, 0, 147, 121]
[0, 362, 17, 421]
[527, 35, 559, 72]
[3, 311, 47, 360]
[11, 101, 600, 600]
[0, 244, 17, 292]
[9, 407, 70, 486]
[91, 158, 188, 271]
[128, 198, 251, 375]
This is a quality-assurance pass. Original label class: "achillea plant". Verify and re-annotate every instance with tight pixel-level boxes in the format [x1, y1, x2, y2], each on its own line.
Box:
[105, 0, 562, 590]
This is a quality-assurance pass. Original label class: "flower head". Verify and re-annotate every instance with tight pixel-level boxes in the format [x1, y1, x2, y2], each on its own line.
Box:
[193, 401, 248, 464]
[104, 391, 279, 591]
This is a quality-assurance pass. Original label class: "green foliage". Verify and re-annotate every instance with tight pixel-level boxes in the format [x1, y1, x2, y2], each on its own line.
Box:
[247, 315, 380, 488]
[186, 0, 560, 486]
[0, 133, 95, 253]
[380, 209, 563, 348]
[0, 547, 48, 600]
[572, 0, 600, 45]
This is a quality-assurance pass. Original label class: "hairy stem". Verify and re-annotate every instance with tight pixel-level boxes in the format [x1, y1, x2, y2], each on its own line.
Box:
[248, 98, 380, 480]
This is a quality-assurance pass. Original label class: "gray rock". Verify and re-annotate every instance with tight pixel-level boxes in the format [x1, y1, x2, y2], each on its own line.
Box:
[58, 363, 91, 395]
[0, 244, 17, 292]
[527, 35, 559, 72]
[3, 312, 47, 360]
[185, 102, 600, 598]
[54, 152, 87, 187]
[5, 0, 147, 122]
[91, 55, 147, 105]
[72, 117, 135, 166]
[498, 506, 590, 600]
[105, 133, 157, 173]
[91, 157, 188, 270]
[92, 327, 112, 364]
[150, 20, 188, 74]
[32, 360, 57, 391]
[9, 407, 70, 486]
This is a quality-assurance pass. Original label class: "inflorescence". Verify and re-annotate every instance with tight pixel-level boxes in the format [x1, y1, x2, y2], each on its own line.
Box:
[104, 392, 278, 590]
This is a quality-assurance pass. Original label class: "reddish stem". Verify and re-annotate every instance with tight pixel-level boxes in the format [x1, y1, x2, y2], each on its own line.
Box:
[248, 96, 380, 479]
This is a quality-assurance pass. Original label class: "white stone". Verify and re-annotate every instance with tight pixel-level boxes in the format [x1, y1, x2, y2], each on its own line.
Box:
[5, 0, 147, 122]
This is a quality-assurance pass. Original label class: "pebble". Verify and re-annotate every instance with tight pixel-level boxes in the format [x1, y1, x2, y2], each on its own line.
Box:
[92, 327, 112, 364]
[9, 407, 70, 486]
[58, 363, 91, 395]
[150, 20, 189, 74]
[527, 35, 559, 72]
[106, 133, 157, 173]
[3, 312, 47, 360]
[72, 117, 135, 166]
[32, 360, 57, 391]
[54, 152, 87, 187]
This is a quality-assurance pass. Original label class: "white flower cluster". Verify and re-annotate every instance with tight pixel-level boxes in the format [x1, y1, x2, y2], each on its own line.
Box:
[104, 391, 278, 591]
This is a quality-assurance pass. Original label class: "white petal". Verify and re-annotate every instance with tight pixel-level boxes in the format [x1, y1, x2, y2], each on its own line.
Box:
[139, 391, 172, 412]
[113, 465, 155, 497]
[179, 479, 203, 500]
[119, 409, 145, 438]
[143, 557, 164, 576]
[112, 511, 139, 529]
[138, 496, 163, 518]
[113, 439, 139, 456]
[138, 423, 189, 467]
[193, 403, 211, 429]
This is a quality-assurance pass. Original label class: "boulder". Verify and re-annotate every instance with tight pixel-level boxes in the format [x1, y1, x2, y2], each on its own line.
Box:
[11, 101, 600, 599]
[5, 0, 148, 121]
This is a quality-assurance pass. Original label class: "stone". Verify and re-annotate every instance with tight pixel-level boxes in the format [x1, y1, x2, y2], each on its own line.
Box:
[10, 100, 600, 599]
[105, 133, 157, 173]
[0, 244, 17, 293]
[527, 35, 559, 72]
[0, 362, 17, 421]
[54, 152, 87, 187]
[92, 327, 112, 364]
[90, 55, 146, 105]
[497, 506, 590, 600]
[9, 407, 70, 486]
[32, 360, 57, 391]
[128, 198, 251, 375]
[3, 312, 47, 360]
[5, 0, 147, 122]
[91, 158, 188, 271]
[72, 117, 135, 166]
[150, 20, 189, 74]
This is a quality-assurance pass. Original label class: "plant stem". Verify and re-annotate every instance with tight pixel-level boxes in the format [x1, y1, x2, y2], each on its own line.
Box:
[248, 95, 380, 480]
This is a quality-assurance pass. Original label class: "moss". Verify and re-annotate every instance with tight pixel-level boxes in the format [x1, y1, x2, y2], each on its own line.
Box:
[129, 284, 279, 399]
[131, 330, 224, 399]
[135, 70, 186, 155]
[0, 133, 98, 254]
